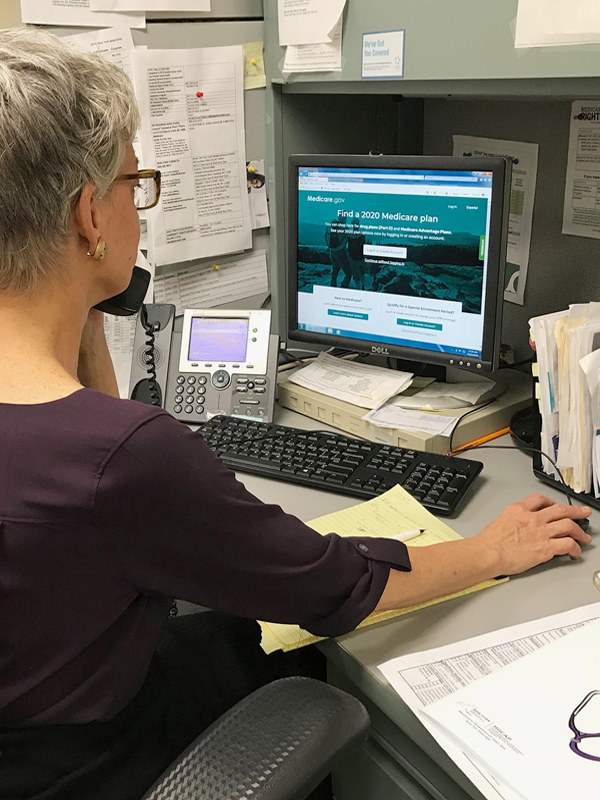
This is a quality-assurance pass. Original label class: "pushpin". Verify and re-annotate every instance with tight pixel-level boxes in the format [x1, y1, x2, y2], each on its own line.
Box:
[250, 58, 258, 66]
[212, 263, 220, 270]
[196, 91, 204, 98]
[248, 165, 257, 173]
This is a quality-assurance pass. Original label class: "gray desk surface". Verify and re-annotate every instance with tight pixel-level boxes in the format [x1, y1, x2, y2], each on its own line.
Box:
[235, 403, 600, 799]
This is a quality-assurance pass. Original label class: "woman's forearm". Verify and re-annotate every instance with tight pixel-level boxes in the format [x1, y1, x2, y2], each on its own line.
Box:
[375, 537, 498, 613]
[374, 494, 592, 614]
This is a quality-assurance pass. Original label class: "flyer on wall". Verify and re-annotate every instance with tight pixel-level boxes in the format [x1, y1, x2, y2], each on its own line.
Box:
[562, 100, 600, 240]
[453, 135, 538, 306]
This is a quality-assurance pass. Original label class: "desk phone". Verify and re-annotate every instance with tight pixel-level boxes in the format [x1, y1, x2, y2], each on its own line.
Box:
[129, 304, 278, 424]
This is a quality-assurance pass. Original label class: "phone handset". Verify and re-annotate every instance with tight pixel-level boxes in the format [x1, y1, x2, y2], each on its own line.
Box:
[129, 303, 176, 407]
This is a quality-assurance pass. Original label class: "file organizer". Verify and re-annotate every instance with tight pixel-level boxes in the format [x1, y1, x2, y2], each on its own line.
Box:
[531, 359, 600, 511]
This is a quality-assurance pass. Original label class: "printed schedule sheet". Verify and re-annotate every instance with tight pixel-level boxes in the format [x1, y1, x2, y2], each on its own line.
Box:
[133, 45, 252, 266]
[379, 603, 600, 800]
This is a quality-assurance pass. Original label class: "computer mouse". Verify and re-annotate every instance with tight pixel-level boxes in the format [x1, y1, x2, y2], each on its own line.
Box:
[574, 517, 590, 533]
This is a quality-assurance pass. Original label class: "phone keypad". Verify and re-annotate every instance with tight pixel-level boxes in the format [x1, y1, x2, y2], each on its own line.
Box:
[170, 373, 269, 421]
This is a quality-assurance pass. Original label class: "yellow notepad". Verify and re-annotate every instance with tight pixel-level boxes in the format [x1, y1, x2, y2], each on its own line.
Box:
[259, 485, 506, 653]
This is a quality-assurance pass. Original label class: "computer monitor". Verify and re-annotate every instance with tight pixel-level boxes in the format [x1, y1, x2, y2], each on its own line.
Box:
[287, 154, 511, 373]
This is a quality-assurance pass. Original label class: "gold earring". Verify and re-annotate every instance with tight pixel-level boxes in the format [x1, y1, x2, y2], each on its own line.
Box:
[88, 239, 108, 261]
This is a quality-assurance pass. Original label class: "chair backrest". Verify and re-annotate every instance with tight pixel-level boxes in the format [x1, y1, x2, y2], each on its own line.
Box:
[142, 676, 370, 800]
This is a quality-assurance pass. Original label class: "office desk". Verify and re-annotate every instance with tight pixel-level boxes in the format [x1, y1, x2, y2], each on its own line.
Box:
[236, 404, 600, 800]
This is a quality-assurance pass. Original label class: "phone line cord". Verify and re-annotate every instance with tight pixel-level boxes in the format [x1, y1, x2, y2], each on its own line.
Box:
[141, 322, 162, 408]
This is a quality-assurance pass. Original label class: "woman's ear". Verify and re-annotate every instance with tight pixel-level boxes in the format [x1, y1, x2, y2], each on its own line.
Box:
[73, 183, 102, 255]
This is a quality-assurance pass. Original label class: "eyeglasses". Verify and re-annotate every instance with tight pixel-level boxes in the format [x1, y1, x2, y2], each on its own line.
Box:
[114, 169, 161, 211]
[569, 690, 600, 761]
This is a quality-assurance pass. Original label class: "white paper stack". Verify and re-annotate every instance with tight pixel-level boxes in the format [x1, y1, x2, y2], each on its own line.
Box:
[530, 302, 600, 496]
[422, 612, 600, 800]
[287, 352, 413, 410]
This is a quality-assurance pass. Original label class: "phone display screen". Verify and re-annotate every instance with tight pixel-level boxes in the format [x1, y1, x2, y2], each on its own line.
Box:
[188, 317, 249, 362]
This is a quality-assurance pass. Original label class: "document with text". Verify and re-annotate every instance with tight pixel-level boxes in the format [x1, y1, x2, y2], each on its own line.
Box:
[133, 46, 252, 266]
[91, 0, 209, 11]
[421, 607, 600, 800]
[515, 0, 600, 48]
[283, 16, 342, 73]
[453, 135, 538, 305]
[153, 249, 268, 314]
[20, 0, 145, 28]
[380, 603, 600, 800]
[63, 27, 149, 247]
[287, 352, 413, 409]
[277, 0, 345, 46]
[562, 100, 600, 240]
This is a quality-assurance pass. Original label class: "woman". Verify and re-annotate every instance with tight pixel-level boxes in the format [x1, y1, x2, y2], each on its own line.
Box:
[0, 27, 591, 800]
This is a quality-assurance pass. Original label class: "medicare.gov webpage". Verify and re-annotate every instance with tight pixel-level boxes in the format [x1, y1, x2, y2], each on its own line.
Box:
[296, 166, 493, 358]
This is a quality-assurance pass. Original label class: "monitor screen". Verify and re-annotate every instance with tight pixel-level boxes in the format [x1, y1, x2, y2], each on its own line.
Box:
[188, 317, 249, 362]
[287, 155, 510, 372]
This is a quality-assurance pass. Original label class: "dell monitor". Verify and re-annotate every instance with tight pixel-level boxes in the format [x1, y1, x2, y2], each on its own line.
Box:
[287, 154, 511, 373]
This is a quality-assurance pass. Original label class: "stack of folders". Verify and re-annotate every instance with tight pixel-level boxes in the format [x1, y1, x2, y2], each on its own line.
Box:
[530, 303, 600, 498]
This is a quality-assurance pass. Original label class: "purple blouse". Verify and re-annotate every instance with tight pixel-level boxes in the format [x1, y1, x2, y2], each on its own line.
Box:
[0, 389, 410, 726]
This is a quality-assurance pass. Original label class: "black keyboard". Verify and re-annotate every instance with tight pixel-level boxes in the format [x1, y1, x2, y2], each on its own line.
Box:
[198, 416, 483, 516]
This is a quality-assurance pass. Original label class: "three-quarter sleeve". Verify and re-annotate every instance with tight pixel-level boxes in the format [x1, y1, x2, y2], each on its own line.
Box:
[92, 413, 411, 638]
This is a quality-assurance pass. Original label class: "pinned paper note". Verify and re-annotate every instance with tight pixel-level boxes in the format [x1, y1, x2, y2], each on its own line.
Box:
[153, 249, 269, 315]
[133, 45, 252, 266]
[277, 0, 346, 46]
[283, 17, 342, 73]
[243, 42, 266, 90]
[515, 0, 600, 48]
[91, 0, 209, 9]
[20, 0, 145, 27]
[453, 135, 538, 306]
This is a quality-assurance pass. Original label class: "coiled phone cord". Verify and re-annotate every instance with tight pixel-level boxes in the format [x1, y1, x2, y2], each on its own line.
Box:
[139, 305, 162, 408]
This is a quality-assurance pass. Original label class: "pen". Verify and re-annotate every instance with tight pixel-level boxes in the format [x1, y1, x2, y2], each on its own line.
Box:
[393, 528, 425, 543]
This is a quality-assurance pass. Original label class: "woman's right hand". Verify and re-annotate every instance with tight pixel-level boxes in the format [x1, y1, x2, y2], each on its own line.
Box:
[474, 494, 592, 576]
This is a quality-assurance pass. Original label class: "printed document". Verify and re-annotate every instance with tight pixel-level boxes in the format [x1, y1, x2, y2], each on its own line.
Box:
[391, 379, 495, 410]
[259, 485, 506, 654]
[422, 608, 600, 800]
[20, 0, 145, 27]
[62, 27, 149, 247]
[133, 46, 252, 266]
[91, 0, 209, 10]
[380, 603, 600, 800]
[515, 0, 600, 48]
[453, 136, 538, 305]
[562, 100, 600, 240]
[287, 352, 412, 409]
[153, 249, 268, 314]
[277, 0, 345, 46]
[283, 16, 342, 73]
[363, 406, 458, 437]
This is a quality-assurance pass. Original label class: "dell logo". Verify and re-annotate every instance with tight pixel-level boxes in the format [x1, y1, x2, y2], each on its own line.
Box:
[371, 346, 389, 355]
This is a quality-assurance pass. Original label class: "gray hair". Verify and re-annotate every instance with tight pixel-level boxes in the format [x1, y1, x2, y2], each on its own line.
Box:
[0, 26, 140, 292]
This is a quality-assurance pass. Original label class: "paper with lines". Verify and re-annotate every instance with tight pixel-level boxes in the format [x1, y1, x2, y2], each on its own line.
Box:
[153, 249, 268, 313]
[259, 485, 505, 654]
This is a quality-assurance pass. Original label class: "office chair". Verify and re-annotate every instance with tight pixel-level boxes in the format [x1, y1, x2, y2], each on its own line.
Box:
[141, 676, 370, 800]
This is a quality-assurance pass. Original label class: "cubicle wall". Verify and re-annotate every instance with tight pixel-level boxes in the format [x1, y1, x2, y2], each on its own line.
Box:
[264, 0, 600, 362]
